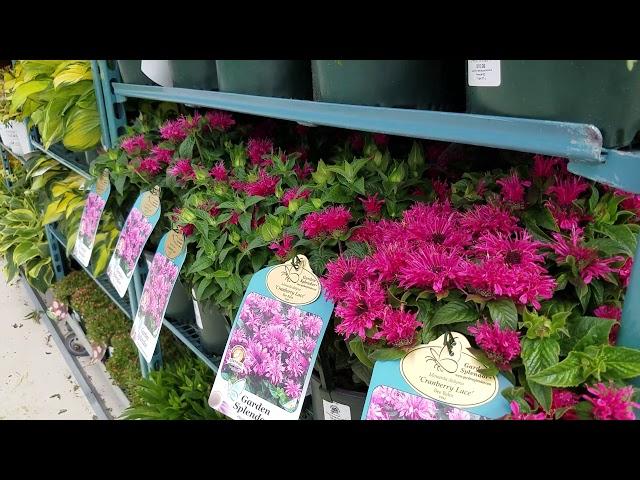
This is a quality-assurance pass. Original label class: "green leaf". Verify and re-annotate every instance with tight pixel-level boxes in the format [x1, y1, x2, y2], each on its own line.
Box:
[188, 255, 214, 275]
[368, 348, 406, 362]
[349, 338, 374, 368]
[521, 337, 560, 412]
[589, 185, 599, 212]
[576, 281, 591, 313]
[487, 299, 517, 330]
[239, 212, 252, 234]
[599, 346, 640, 380]
[528, 351, 592, 387]
[178, 135, 196, 158]
[562, 316, 615, 353]
[596, 224, 638, 257]
[430, 300, 477, 327]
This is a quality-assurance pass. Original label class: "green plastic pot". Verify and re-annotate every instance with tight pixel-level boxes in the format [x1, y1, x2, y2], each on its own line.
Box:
[312, 60, 465, 110]
[117, 60, 155, 86]
[309, 373, 367, 420]
[193, 296, 230, 355]
[216, 60, 312, 99]
[168, 60, 218, 91]
[466, 60, 640, 149]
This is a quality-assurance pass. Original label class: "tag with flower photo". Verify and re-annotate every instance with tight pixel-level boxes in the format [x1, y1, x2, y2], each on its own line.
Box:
[73, 170, 111, 267]
[131, 229, 187, 363]
[362, 332, 512, 420]
[209, 255, 334, 420]
[107, 187, 161, 297]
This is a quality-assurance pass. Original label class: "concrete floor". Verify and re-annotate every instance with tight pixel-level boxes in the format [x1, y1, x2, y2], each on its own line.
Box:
[0, 274, 96, 420]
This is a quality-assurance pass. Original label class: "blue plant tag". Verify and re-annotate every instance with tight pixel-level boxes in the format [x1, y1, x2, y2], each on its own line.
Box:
[107, 186, 161, 297]
[131, 229, 187, 363]
[73, 169, 110, 267]
[362, 332, 512, 420]
[208, 254, 334, 420]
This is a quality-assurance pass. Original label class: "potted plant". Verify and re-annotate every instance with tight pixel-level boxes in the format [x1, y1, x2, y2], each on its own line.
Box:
[312, 60, 464, 111]
[466, 60, 640, 149]
[216, 60, 312, 99]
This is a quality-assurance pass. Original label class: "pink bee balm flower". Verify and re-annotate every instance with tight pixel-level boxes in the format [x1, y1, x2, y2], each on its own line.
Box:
[460, 204, 520, 238]
[619, 257, 633, 288]
[137, 156, 162, 176]
[468, 321, 521, 370]
[372, 133, 389, 147]
[348, 132, 364, 151]
[205, 110, 235, 131]
[509, 401, 547, 420]
[121, 134, 149, 155]
[583, 382, 640, 420]
[301, 206, 352, 239]
[247, 138, 274, 166]
[167, 158, 195, 183]
[402, 202, 469, 249]
[148, 146, 174, 165]
[209, 161, 228, 181]
[546, 175, 590, 206]
[618, 190, 640, 217]
[334, 279, 387, 339]
[366, 241, 408, 283]
[551, 229, 624, 284]
[322, 256, 368, 302]
[281, 187, 311, 207]
[373, 307, 420, 346]
[227, 211, 240, 226]
[531, 154, 564, 179]
[545, 200, 583, 232]
[180, 224, 195, 237]
[242, 170, 280, 197]
[359, 193, 385, 216]
[397, 243, 464, 293]
[550, 388, 580, 419]
[177, 112, 203, 133]
[269, 234, 294, 259]
[293, 161, 314, 181]
[432, 179, 450, 201]
[159, 119, 188, 143]
[496, 171, 531, 206]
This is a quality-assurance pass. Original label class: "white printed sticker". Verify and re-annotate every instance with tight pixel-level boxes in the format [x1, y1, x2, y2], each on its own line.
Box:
[468, 60, 501, 87]
[322, 399, 352, 420]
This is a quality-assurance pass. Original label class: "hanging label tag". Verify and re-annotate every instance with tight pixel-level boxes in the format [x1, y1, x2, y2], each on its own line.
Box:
[467, 60, 501, 87]
[209, 259, 334, 420]
[266, 254, 321, 305]
[131, 229, 187, 363]
[107, 187, 161, 297]
[73, 170, 110, 267]
[361, 332, 512, 420]
[322, 399, 352, 420]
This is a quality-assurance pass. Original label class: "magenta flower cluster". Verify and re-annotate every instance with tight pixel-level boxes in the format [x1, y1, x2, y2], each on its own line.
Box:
[139, 253, 179, 333]
[115, 208, 153, 273]
[223, 293, 323, 409]
[78, 192, 105, 245]
[366, 386, 484, 420]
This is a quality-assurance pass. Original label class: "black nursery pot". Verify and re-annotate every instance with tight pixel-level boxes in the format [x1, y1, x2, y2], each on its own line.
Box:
[117, 60, 156, 86]
[466, 60, 640, 149]
[168, 60, 218, 91]
[216, 60, 312, 99]
[193, 297, 230, 356]
[309, 373, 367, 420]
[312, 60, 465, 111]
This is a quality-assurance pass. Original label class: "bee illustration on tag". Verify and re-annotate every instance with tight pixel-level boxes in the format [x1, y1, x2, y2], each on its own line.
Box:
[425, 340, 462, 374]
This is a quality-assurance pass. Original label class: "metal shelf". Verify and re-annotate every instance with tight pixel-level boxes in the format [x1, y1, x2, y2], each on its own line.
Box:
[0, 141, 29, 165]
[30, 139, 92, 180]
[46, 224, 133, 319]
[162, 318, 221, 373]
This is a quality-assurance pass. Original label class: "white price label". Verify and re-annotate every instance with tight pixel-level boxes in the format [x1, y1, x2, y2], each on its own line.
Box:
[322, 399, 352, 420]
[468, 60, 501, 87]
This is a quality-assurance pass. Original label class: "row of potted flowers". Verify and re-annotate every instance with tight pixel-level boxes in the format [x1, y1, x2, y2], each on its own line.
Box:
[89, 105, 640, 420]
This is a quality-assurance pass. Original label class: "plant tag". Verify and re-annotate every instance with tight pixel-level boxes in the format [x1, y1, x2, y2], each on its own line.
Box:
[362, 332, 512, 420]
[266, 254, 321, 305]
[467, 60, 501, 87]
[322, 399, 351, 420]
[73, 169, 110, 267]
[131, 229, 187, 363]
[209, 259, 334, 420]
[107, 187, 161, 297]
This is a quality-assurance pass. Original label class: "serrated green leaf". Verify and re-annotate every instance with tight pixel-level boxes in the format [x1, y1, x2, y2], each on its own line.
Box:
[487, 299, 517, 330]
[431, 300, 477, 327]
